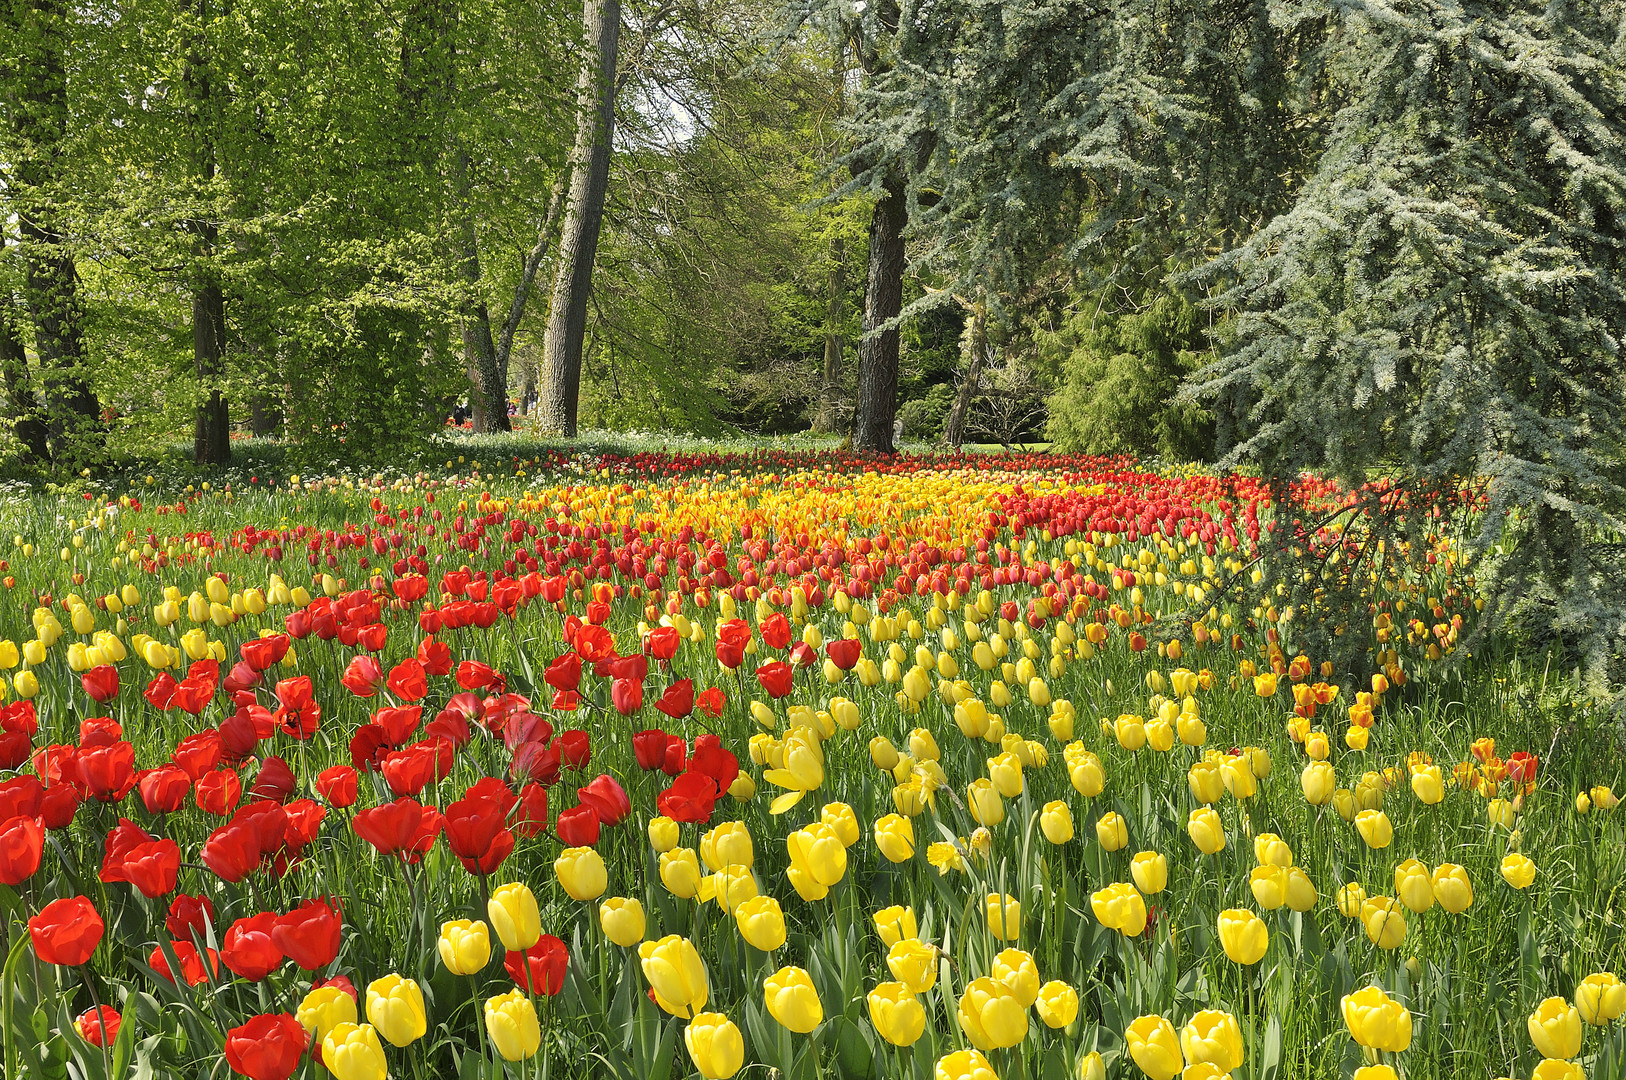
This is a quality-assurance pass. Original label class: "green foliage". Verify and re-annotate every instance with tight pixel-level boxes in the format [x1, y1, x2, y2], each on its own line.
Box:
[1042, 291, 1215, 461]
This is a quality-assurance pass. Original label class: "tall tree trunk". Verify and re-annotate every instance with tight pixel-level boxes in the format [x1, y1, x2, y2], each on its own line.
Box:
[12, 0, 102, 467]
[540, 0, 621, 437]
[853, 173, 905, 453]
[942, 294, 986, 451]
[456, 154, 509, 433]
[813, 236, 845, 432]
[188, 0, 230, 464]
[0, 293, 50, 464]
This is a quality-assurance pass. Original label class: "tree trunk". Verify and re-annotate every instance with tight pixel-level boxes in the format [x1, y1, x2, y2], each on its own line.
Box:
[187, 0, 230, 464]
[192, 265, 231, 463]
[455, 155, 510, 433]
[540, 0, 621, 437]
[813, 235, 845, 433]
[12, 0, 102, 467]
[0, 295, 50, 464]
[942, 295, 986, 451]
[853, 172, 905, 453]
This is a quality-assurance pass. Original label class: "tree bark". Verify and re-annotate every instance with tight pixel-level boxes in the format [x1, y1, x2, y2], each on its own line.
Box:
[942, 294, 986, 451]
[813, 235, 845, 432]
[455, 154, 510, 433]
[187, 0, 230, 464]
[0, 294, 50, 464]
[853, 172, 905, 453]
[539, 0, 621, 437]
[11, 0, 102, 466]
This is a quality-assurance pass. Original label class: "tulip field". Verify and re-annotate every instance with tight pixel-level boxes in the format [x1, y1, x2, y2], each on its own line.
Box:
[0, 445, 1622, 1080]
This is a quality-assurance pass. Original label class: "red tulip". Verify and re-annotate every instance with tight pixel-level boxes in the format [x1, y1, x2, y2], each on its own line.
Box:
[825, 638, 862, 670]
[374, 706, 423, 745]
[555, 804, 600, 847]
[196, 768, 244, 817]
[0, 816, 44, 885]
[0, 775, 43, 821]
[251, 757, 298, 803]
[222, 912, 285, 981]
[759, 612, 792, 649]
[138, 764, 192, 814]
[124, 839, 182, 898]
[456, 660, 501, 691]
[240, 634, 290, 672]
[543, 653, 582, 693]
[202, 823, 261, 883]
[555, 730, 591, 770]
[40, 784, 79, 829]
[145, 672, 179, 710]
[610, 678, 643, 715]
[505, 935, 568, 995]
[512, 783, 550, 838]
[29, 896, 104, 965]
[416, 637, 453, 676]
[1507, 751, 1539, 784]
[81, 665, 119, 703]
[79, 716, 122, 749]
[224, 1013, 308, 1080]
[386, 658, 428, 701]
[80, 741, 137, 802]
[75, 1005, 120, 1047]
[755, 660, 794, 699]
[166, 893, 215, 940]
[99, 818, 155, 883]
[272, 897, 341, 971]
[654, 679, 694, 719]
[172, 730, 224, 779]
[643, 625, 680, 661]
[577, 775, 630, 826]
[150, 940, 220, 985]
[340, 656, 383, 698]
[657, 770, 719, 824]
[353, 798, 428, 856]
[443, 792, 512, 875]
[316, 766, 358, 808]
[632, 729, 668, 770]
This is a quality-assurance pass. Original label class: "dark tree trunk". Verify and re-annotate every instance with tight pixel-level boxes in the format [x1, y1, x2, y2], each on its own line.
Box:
[187, 0, 230, 464]
[248, 397, 281, 436]
[813, 235, 845, 433]
[540, 0, 621, 437]
[942, 296, 986, 451]
[853, 173, 905, 453]
[456, 155, 510, 433]
[0, 296, 50, 463]
[11, 0, 102, 466]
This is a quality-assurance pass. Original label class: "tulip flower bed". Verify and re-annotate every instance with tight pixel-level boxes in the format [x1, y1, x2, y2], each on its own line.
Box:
[0, 448, 1620, 1080]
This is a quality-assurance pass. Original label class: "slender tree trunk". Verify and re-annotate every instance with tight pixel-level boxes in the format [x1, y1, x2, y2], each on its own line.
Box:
[853, 172, 905, 453]
[188, 0, 230, 464]
[813, 235, 845, 432]
[942, 295, 986, 451]
[0, 295, 50, 463]
[540, 0, 621, 437]
[12, 0, 102, 467]
[455, 154, 509, 433]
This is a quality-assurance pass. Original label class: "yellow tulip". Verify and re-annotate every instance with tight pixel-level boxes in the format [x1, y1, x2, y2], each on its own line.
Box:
[1188, 760, 1224, 804]
[1487, 798, 1515, 829]
[887, 939, 939, 994]
[1431, 864, 1473, 914]
[484, 991, 541, 1061]
[1096, 811, 1129, 851]
[957, 976, 1028, 1051]
[1393, 859, 1434, 913]
[1527, 997, 1582, 1059]
[1078, 1050, 1106, 1080]
[1252, 833, 1292, 866]
[1187, 807, 1226, 854]
[1249, 866, 1287, 911]
[1340, 985, 1412, 1052]
[967, 778, 1005, 827]
[1361, 897, 1407, 950]
[700, 821, 754, 870]
[935, 1049, 999, 1080]
[1125, 1015, 1185, 1080]
[1576, 972, 1626, 1025]
[1180, 1010, 1244, 1071]
[1283, 867, 1318, 912]
[365, 974, 427, 1047]
[735, 895, 787, 952]
[1530, 1061, 1585, 1080]
[1090, 883, 1148, 936]
[764, 966, 823, 1034]
[786, 822, 847, 901]
[874, 906, 918, 948]
[874, 813, 916, 862]
[867, 982, 926, 1046]
[1410, 764, 1444, 804]
[1216, 909, 1268, 965]
[296, 985, 358, 1040]
[1354, 810, 1393, 849]
[600, 897, 647, 947]
[661, 847, 703, 899]
[639, 935, 710, 1018]
[1501, 853, 1537, 889]
[986, 893, 1022, 941]
[321, 1023, 388, 1080]
[1036, 980, 1079, 1028]
[487, 883, 541, 951]
[555, 846, 607, 901]
[1131, 851, 1168, 894]
[1301, 762, 1336, 805]
[438, 919, 491, 975]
